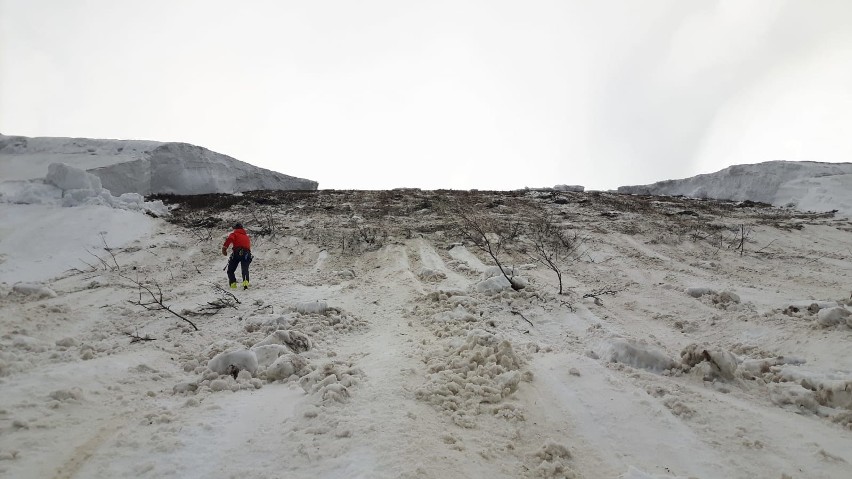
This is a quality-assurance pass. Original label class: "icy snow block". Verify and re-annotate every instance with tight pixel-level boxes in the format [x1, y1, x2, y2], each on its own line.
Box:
[12, 283, 57, 298]
[295, 301, 328, 315]
[607, 339, 677, 372]
[46, 163, 102, 191]
[816, 307, 851, 327]
[553, 184, 584, 192]
[207, 350, 258, 375]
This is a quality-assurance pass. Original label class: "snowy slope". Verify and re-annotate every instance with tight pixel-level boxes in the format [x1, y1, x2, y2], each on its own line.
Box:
[2, 189, 851, 479]
[0, 134, 318, 194]
[617, 161, 852, 216]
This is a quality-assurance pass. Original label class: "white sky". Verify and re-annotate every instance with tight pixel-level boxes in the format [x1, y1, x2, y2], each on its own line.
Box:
[2, 0, 851, 190]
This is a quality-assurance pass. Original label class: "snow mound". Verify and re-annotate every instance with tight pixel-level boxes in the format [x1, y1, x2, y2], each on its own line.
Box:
[298, 361, 363, 403]
[617, 161, 852, 216]
[416, 329, 526, 428]
[1, 133, 318, 195]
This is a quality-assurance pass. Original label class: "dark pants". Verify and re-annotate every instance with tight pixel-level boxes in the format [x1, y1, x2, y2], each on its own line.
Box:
[227, 249, 252, 284]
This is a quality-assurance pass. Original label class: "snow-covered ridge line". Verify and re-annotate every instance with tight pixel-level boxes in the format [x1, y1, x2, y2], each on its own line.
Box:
[617, 160, 852, 217]
[0, 133, 318, 195]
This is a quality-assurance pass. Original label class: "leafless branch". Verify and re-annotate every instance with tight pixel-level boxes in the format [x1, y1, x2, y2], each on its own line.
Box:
[124, 330, 155, 343]
[445, 200, 523, 291]
[121, 273, 198, 331]
[527, 212, 587, 294]
[100, 234, 121, 270]
[511, 310, 534, 327]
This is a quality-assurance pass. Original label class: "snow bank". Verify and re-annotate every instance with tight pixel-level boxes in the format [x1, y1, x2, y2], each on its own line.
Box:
[617, 161, 852, 216]
[1, 133, 318, 195]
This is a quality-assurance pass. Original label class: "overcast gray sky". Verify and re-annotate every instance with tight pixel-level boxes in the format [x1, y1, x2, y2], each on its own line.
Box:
[2, 0, 851, 190]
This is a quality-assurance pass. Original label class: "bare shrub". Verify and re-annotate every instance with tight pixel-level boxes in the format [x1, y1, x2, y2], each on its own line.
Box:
[443, 198, 523, 291]
[526, 212, 586, 294]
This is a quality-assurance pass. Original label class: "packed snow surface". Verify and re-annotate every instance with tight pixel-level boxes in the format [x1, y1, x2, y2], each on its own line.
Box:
[0, 133, 318, 195]
[617, 161, 852, 216]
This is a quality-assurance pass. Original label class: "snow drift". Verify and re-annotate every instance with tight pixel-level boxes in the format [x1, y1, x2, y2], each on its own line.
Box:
[0, 133, 318, 195]
[617, 161, 852, 216]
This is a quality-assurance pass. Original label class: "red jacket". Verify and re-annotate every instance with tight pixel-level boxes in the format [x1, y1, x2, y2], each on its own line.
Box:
[223, 228, 251, 253]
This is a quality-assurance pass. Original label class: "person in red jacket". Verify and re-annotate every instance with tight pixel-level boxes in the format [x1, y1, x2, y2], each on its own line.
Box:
[222, 223, 252, 289]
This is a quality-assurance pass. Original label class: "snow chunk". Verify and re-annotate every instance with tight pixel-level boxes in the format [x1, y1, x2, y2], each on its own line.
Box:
[430, 304, 478, 323]
[475, 275, 513, 294]
[294, 301, 329, 315]
[607, 339, 677, 372]
[207, 350, 258, 375]
[685, 287, 717, 298]
[298, 361, 363, 403]
[265, 354, 309, 381]
[1, 162, 168, 215]
[253, 329, 312, 353]
[816, 307, 851, 327]
[769, 383, 820, 413]
[418, 268, 447, 281]
[46, 162, 102, 191]
[680, 344, 739, 379]
[12, 283, 57, 298]
[815, 380, 852, 410]
[251, 344, 291, 369]
[0, 180, 61, 204]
